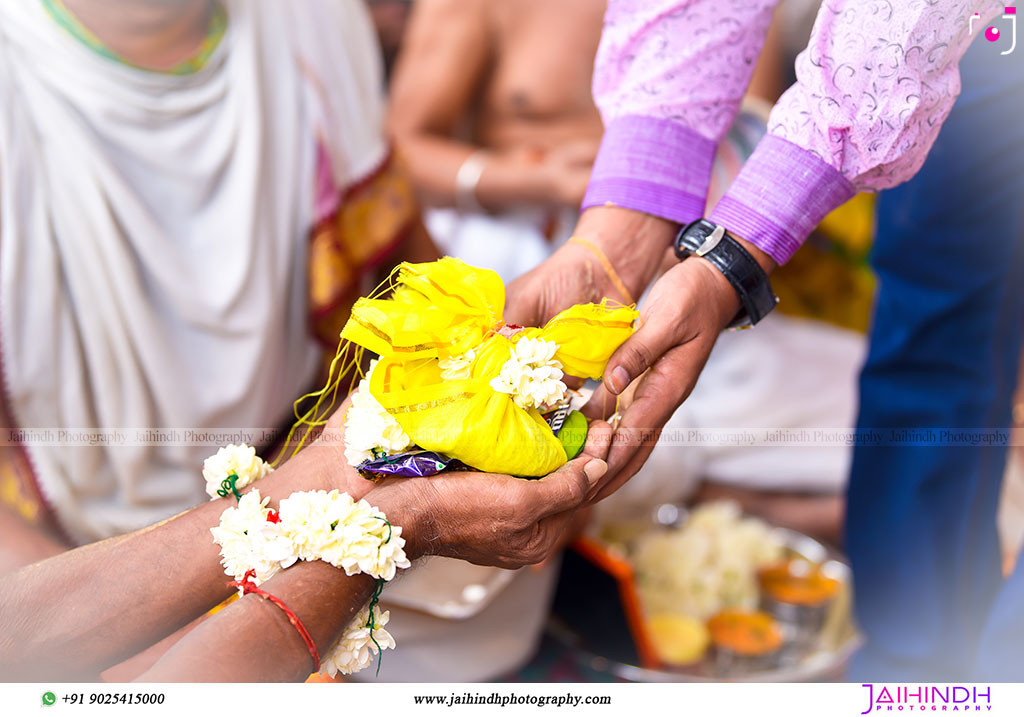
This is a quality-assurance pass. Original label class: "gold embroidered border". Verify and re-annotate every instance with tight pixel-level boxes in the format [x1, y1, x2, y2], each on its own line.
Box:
[387, 392, 475, 414]
[352, 319, 444, 353]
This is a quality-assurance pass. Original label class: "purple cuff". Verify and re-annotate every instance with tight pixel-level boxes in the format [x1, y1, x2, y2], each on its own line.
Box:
[583, 115, 715, 225]
[708, 135, 856, 265]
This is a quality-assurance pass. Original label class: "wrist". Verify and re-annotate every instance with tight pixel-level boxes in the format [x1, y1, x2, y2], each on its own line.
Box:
[572, 206, 678, 300]
[674, 220, 778, 329]
[364, 484, 434, 562]
[454, 150, 491, 213]
[689, 257, 744, 330]
[730, 232, 777, 275]
[476, 153, 548, 210]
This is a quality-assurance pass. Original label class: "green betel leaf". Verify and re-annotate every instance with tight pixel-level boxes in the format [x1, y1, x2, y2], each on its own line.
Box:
[557, 410, 588, 461]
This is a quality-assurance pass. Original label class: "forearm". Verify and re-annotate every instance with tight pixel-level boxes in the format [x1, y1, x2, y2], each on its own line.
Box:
[0, 440, 345, 680]
[0, 504, 67, 576]
[138, 560, 376, 682]
[396, 132, 551, 211]
[137, 485, 427, 682]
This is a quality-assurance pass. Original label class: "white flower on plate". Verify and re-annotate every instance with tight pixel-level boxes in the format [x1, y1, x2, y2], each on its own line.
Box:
[277, 489, 411, 581]
[210, 489, 297, 587]
[438, 348, 476, 381]
[320, 604, 396, 677]
[488, 337, 567, 410]
[343, 359, 413, 467]
[203, 443, 273, 500]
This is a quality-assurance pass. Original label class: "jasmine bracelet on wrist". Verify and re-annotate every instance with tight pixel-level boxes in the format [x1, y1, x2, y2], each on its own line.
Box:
[203, 443, 273, 502]
[211, 488, 409, 676]
[204, 442, 411, 677]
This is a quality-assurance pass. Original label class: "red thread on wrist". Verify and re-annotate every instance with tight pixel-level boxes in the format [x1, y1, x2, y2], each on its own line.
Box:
[229, 570, 321, 673]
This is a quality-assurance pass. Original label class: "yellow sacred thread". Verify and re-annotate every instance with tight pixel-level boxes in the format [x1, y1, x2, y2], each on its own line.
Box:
[273, 266, 405, 466]
[569, 237, 636, 306]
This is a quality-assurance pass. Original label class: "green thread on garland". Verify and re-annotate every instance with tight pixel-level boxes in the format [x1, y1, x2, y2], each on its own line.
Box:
[216, 473, 242, 502]
[377, 516, 393, 544]
[366, 515, 394, 676]
[366, 578, 386, 677]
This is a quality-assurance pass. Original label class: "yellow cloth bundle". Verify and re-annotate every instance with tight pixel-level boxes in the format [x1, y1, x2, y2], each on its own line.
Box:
[340, 258, 638, 476]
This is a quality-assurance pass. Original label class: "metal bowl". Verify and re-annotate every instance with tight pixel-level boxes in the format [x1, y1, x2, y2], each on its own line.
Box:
[548, 511, 861, 682]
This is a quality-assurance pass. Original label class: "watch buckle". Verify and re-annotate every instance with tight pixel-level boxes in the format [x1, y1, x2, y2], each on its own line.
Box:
[695, 225, 725, 257]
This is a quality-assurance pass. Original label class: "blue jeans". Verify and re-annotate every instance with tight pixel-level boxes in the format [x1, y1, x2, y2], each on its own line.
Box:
[846, 38, 1024, 681]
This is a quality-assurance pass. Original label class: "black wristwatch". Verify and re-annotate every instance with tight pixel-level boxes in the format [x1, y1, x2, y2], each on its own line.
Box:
[674, 219, 777, 329]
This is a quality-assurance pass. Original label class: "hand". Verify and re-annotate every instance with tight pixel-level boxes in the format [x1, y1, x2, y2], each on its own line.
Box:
[368, 421, 613, 569]
[581, 257, 742, 502]
[504, 206, 675, 327]
[477, 142, 598, 211]
[534, 140, 600, 209]
[284, 394, 377, 502]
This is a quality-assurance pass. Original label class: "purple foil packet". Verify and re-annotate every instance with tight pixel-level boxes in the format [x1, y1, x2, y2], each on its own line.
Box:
[357, 449, 465, 481]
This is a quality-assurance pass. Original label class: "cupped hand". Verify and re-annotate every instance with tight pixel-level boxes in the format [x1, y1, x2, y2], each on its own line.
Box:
[581, 257, 741, 502]
[535, 139, 600, 209]
[284, 393, 377, 502]
[367, 421, 614, 569]
[504, 206, 674, 327]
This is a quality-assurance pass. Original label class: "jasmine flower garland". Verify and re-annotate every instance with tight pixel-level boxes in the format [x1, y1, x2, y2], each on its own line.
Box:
[321, 603, 397, 677]
[438, 348, 475, 381]
[203, 443, 273, 500]
[277, 489, 411, 581]
[210, 490, 297, 586]
[210, 485, 410, 676]
[343, 359, 413, 467]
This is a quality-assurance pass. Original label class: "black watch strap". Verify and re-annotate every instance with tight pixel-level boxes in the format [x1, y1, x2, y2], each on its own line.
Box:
[674, 219, 777, 329]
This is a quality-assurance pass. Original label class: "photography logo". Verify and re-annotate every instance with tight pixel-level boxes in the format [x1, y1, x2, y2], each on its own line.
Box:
[860, 685, 993, 714]
[971, 7, 1017, 55]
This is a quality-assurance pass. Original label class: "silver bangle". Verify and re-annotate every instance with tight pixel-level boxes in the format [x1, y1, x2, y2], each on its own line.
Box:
[455, 150, 489, 213]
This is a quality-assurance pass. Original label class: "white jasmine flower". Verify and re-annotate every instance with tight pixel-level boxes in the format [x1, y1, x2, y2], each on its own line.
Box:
[438, 348, 476, 381]
[512, 336, 558, 365]
[203, 443, 273, 499]
[210, 490, 297, 587]
[248, 521, 298, 578]
[343, 359, 412, 466]
[489, 338, 567, 410]
[277, 489, 411, 580]
[333, 517, 410, 582]
[277, 489, 351, 563]
[320, 605, 396, 677]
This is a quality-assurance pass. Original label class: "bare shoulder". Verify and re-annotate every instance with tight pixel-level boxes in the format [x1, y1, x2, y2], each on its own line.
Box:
[387, 0, 493, 134]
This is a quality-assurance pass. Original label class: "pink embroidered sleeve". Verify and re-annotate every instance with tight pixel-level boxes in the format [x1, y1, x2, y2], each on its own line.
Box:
[710, 0, 1006, 263]
[582, 0, 779, 224]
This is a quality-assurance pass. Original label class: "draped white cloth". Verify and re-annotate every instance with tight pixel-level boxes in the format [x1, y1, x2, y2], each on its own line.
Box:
[0, 0, 387, 543]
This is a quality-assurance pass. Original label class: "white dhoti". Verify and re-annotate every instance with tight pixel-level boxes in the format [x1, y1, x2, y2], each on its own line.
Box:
[425, 206, 576, 284]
